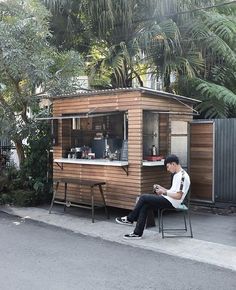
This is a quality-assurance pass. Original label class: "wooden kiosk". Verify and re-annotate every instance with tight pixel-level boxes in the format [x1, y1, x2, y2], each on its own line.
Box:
[49, 87, 199, 211]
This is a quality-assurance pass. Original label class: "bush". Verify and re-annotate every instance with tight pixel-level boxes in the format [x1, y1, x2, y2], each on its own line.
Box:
[12, 189, 40, 207]
[16, 119, 53, 204]
[0, 187, 52, 207]
[0, 175, 8, 192]
[0, 117, 53, 207]
[0, 166, 53, 207]
[0, 193, 14, 205]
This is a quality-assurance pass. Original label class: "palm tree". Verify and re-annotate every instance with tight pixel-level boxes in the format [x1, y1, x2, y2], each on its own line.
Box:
[42, 0, 236, 117]
[185, 6, 236, 117]
[134, 0, 236, 117]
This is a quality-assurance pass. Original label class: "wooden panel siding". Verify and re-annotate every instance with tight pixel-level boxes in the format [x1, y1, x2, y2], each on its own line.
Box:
[53, 92, 141, 114]
[159, 114, 169, 156]
[53, 163, 141, 209]
[141, 97, 193, 113]
[190, 122, 213, 201]
[141, 167, 171, 194]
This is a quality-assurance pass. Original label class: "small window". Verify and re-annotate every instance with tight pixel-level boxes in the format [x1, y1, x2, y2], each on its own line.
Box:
[170, 121, 188, 167]
[143, 111, 159, 158]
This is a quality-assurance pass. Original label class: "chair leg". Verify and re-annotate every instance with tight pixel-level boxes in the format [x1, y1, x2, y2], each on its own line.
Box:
[183, 211, 187, 231]
[159, 209, 193, 238]
[188, 211, 193, 238]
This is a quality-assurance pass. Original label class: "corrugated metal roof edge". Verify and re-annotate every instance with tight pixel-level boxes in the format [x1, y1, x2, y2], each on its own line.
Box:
[50, 86, 201, 104]
[140, 87, 201, 104]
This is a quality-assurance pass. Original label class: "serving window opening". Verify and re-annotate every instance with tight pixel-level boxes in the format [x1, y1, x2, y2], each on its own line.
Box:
[61, 111, 128, 160]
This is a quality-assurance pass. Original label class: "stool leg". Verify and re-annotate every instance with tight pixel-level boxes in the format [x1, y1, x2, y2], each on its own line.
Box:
[63, 182, 67, 212]
[99, 184, 109, 219]
[49, 181, 59, 213]
[91, 186, 94, 223]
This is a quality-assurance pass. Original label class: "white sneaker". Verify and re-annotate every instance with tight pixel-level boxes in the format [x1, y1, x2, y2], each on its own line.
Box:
[115, 216, 133, 226]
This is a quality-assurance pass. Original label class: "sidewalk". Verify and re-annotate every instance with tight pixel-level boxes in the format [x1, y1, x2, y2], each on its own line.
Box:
[1, 204, 236, 272]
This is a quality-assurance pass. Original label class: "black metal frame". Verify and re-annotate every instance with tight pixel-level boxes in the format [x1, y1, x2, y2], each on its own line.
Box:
[158, 191, 193, 238]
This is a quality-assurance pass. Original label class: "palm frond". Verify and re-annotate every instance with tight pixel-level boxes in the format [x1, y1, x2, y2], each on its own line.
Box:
[211, 65, 236, 90]
[187, 20, 236, 68]
[201, 10, 236, 47]
[196, 97, 229, 118]
[194, 78, 236, 106]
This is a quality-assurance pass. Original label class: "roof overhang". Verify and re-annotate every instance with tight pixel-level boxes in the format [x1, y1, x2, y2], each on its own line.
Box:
[50, 87, 201, 105]
[139, 87, 201, 105]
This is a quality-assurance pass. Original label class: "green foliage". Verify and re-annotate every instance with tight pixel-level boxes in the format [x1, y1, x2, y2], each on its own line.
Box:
[88, 0, 236, 116]
[13, 189, 40, 207]
[0, 193, 14, 205]
[0, 0, 84, 166]
[0, 174, 8, 192]
[0, 188, 40, 207]
[17, 118, 53, 203]
[0, 120, 53, 206]
[7, 0, 236, 118]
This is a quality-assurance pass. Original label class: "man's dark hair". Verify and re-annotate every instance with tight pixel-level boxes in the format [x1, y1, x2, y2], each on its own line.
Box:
[164, 154, 179, 166]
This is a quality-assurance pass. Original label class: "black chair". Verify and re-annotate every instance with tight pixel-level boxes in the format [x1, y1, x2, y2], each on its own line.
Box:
[158, 190, 193, 238]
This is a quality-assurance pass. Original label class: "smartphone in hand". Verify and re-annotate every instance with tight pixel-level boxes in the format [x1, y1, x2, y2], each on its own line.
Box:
[153, 184, 159, 194]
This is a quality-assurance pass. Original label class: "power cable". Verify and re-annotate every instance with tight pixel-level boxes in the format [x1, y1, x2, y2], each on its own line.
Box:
[169, 1, 236, 17]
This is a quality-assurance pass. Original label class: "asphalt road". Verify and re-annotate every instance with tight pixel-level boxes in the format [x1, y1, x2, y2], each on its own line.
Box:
[0, 211, 235, 290]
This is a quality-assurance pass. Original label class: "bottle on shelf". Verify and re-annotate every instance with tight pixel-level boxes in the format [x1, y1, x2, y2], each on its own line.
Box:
[103, 144, 111, 159]
[152, 145, 157, 156]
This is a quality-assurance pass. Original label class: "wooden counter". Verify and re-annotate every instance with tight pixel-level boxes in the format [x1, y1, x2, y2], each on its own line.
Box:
[54, 158, 128, 167]
[142, 160, 165, 166]
[54, 158, 164, 167]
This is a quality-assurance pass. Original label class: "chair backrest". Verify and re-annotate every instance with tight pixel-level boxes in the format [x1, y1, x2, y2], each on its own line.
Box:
[182, 187, 191, 208]
[176, 189, 191, 210]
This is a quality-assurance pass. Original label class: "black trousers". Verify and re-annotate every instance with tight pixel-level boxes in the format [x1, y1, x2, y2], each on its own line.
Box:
[127, 194, 174, 236]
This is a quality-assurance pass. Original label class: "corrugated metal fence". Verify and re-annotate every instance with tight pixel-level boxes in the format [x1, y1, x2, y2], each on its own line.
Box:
[214, 119, 236, 204]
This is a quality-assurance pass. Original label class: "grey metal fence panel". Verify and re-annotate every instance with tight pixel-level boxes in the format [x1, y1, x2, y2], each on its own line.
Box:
[214, 119, 236, 203]
[0, 137, 11, 147]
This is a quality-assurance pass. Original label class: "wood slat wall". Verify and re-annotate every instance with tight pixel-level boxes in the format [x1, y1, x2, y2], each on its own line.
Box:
[141, 167, 171, 193]
[159, 114, 169, 156]
[52, 91, 194, 209]
[190, 122, 214, 201]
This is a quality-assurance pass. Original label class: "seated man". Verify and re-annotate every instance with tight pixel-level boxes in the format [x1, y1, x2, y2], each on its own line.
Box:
[115, 154, 190, 239]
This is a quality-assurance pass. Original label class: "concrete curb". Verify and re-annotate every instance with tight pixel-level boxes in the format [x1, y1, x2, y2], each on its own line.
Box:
[1, 205, 236, 272]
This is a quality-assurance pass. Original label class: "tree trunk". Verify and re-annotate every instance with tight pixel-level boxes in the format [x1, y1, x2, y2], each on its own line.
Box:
[14, 140, 25, 167]
[164, 73, 171, 92]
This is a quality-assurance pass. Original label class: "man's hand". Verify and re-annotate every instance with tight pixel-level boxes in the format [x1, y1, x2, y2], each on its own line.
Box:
[156, 188, 167, 196]
[153, 183, 184, 199]
[153, 184, 167, 196]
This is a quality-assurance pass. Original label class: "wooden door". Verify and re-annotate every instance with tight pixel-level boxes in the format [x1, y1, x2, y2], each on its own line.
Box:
[190, 121, 214, 202]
